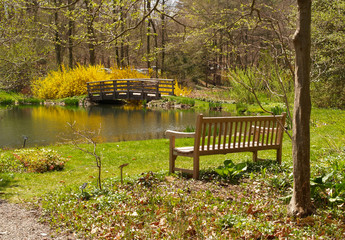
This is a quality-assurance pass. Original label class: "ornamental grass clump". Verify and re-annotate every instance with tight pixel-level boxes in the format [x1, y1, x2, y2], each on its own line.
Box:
[13, 148, 67, 173]
[31, 65, 149, 99]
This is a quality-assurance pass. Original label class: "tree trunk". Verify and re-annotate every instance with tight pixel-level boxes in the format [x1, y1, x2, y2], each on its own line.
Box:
[120, 1, 125, 67]
[85, 0, 96, 65]
[161, 0, 166, 76]
[54, 0, 62, 69]
[113, 0, 120, 67]
[288, 0, 314, 217]
[146, 0, 151, 69]
[67, 0, 74, 68]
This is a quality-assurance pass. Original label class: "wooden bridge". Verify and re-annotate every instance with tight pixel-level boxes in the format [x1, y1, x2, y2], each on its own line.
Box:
[87, 79, 174, 102]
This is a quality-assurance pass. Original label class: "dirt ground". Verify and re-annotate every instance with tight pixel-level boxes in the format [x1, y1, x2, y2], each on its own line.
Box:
[0, 199, 75, 240]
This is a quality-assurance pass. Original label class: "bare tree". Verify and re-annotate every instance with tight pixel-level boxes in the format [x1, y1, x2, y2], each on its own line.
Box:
[67, 122, 103, 190]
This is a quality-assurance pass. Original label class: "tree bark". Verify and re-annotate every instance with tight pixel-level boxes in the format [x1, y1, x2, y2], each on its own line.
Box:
[288, 0, 314, 217]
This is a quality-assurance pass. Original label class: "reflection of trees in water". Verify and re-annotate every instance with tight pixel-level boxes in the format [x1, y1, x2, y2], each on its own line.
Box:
[2, 105, 201, 147]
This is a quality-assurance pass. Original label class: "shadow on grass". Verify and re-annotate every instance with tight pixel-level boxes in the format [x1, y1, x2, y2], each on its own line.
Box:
[0, 173, 18, 199]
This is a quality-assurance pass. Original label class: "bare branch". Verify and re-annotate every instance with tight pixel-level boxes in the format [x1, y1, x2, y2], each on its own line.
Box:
[105, 0, 160, 43]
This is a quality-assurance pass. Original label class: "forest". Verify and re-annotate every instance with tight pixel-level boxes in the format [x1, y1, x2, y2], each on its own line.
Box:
[1, 0, 345, 108]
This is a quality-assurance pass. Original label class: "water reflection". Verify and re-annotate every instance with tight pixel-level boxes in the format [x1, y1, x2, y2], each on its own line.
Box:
[0, 105, 229, 148]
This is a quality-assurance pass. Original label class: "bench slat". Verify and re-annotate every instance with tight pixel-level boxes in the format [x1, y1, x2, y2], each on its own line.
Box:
[223, 122, 228, 149]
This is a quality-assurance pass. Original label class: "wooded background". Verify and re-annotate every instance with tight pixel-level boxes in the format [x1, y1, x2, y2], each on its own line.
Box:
[0, 0, 343, 108]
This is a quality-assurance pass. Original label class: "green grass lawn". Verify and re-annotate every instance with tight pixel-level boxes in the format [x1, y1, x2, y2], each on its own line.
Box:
[2, 137, 282, 202]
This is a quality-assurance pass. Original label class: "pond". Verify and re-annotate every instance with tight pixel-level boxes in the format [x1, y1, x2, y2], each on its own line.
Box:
[0, 105, 229, 148]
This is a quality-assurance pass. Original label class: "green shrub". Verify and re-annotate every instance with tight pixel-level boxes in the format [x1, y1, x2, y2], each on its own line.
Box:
[214, 160, 247, 182]
[236, 102, 248, 115]
[0, 152, 24, 173]
[18, 98, 42, 105]
[209, 101, 222, 110]
[271, 105, 292, 129]
[184, 125, 195, 132]
[0, 98, 14, 105]
[177, 98, 195, 106]
[12, 148, 67, 173]
[311, 154, 345, 206]
[63, 98, 80, 106]
[271, 105, 285, 115]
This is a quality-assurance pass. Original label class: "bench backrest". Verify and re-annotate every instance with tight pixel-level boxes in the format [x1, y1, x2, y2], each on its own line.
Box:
[193, 113, 286, 154]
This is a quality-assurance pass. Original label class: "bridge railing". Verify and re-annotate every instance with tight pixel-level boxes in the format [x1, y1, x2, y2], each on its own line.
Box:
[87, 79, 174, 101]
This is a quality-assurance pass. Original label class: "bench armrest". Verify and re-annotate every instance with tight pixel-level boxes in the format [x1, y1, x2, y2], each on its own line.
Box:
[165, 130, 195, 138]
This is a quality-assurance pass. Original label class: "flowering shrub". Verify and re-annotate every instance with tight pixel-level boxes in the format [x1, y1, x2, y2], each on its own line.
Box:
[174, 81, 192, 96]
[13, 148, 67, 173]
[31, 65, 149, 99]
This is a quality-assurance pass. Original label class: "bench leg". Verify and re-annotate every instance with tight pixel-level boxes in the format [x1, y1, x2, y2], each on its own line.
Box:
[169, 136, 176, 174]
[252, 151, 258, 162]
[277, 147, 282, 164]
[193, 155, 200, 180]
[169, 153, 177, 174]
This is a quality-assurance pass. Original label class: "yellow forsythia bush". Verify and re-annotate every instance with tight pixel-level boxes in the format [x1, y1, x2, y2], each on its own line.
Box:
[31, 65, 149, 99]
[174, 81, 192, 96]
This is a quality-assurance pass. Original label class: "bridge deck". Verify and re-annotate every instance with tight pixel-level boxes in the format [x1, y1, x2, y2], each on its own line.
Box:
[87, 79, 174, 102]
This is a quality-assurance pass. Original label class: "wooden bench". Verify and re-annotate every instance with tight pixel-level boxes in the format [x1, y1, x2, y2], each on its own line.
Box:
[165, 113, 286, 179]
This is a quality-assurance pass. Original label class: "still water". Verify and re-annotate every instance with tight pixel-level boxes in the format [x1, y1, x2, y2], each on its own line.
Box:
[0, 105, 228, 148]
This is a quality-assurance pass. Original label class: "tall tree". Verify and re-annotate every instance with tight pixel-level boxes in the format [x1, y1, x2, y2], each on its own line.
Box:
[146, 0, 152, 69]
[84, 0, 99, 65]
[160, 0, 166, 75]
[53, 0, 63, 69]
[67, 0, 75, 68]
[288, 0, 314, 217]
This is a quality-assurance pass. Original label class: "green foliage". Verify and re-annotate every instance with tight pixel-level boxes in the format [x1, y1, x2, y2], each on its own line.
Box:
[184, 125, 195, 133]
[218, 214, 242, 230]
[208, 101, 222, 110]
[0, 152, 24, 173]
[0, 98, 14, 105]
[311, 0, 345, 109]
[17, 98, 42, 105]
[271, 105, 292, 129]
[11, 148, 67, 173]
[214, 160, 247, 182]
[228, 68, 256, 104]
[271, 105, 285, 115]
[236, 102, 248, 115]
[63, 97, 80, 106]
[177, 98, 195, 106]
[311, 154, 345, 206]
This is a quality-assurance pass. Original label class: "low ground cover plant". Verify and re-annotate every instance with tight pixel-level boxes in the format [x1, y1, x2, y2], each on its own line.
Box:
[1, 148, 67, 173]
[40, 163, 345, 239]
